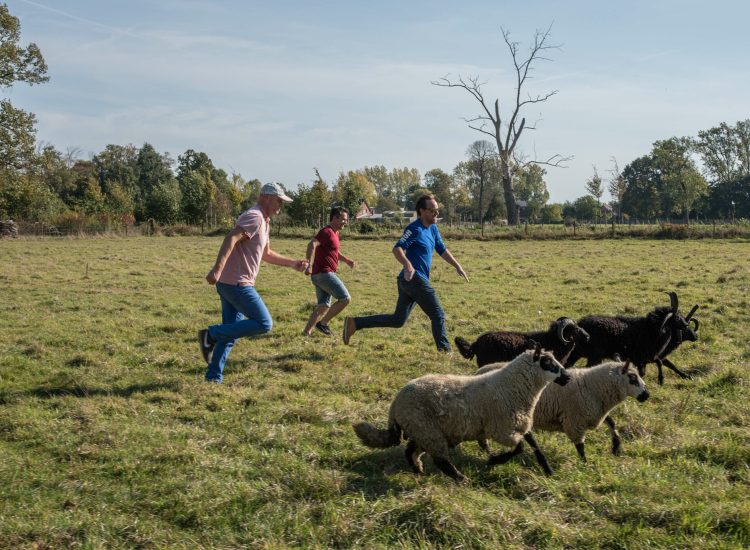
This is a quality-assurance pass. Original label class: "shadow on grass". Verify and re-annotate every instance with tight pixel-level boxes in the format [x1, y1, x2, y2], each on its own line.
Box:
[258, 352, 327, 373]
[25, 381, 182, 400]
[343, 445, 514, 497]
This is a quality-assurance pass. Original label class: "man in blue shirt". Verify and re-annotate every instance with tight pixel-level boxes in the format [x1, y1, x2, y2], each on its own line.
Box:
[343, 194, 468, 351]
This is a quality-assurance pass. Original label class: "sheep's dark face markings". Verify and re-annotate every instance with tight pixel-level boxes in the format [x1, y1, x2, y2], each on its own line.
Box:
[540, 354, 570, 386]
[625, 368, 649, 402]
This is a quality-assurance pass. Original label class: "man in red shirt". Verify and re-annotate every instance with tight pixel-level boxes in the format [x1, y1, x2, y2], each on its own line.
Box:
[302, 206, 356, 336]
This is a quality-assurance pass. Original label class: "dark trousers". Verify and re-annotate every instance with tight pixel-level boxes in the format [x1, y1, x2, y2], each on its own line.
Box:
[354, 275, 450, 351]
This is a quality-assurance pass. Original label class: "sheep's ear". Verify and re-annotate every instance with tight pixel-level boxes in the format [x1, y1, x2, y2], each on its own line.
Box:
[621, 361, 630, 374]
[533, 342, 542, 361]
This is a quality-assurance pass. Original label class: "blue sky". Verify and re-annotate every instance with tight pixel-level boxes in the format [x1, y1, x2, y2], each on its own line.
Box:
[6, 0, 749, 202]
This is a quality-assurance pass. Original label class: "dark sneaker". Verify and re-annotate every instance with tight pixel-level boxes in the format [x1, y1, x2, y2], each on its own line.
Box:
[198, 329, 215, 364]
[315, 322, 332, 336]
[343, 317, 356, 345]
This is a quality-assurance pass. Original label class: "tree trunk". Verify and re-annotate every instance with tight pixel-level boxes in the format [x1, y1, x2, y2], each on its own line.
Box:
[500, 155, 518, 225]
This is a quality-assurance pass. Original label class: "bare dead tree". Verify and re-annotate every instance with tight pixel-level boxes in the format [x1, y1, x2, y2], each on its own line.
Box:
[433, 25, 571, 225]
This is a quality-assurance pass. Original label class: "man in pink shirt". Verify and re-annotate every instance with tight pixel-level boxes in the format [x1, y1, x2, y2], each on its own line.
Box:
[199, 182, 308, 383]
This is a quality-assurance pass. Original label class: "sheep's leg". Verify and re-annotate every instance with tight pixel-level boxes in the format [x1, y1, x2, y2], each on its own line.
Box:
[432, 456, 468, 483]
[604, 415, 621, 456]
[524, 432, 554, 475]
[405, 440, 424, 474]
[661, 357, 692, 380]
[487, 441, 524, 466]
[477, 439, 490, 453]
[655, 359, 665, 385]
[574, 442, 587, 462]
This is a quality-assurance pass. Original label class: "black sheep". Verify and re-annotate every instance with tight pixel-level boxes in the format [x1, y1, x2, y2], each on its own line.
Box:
[565, 292, 700, 385]
[455, 317, 590, 367]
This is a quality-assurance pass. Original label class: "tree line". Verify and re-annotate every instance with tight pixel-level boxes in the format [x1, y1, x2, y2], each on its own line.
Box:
[1, 4, 748, 233]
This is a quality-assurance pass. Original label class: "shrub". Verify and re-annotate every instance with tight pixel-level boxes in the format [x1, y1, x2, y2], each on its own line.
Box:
[357, 220, 376, 234]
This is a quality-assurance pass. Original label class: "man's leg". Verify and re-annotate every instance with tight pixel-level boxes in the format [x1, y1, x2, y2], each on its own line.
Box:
[345, 278, 414, 345]
[205, 283, 273, 382]
[205, 289, 241, 383]
[352, 278, 415, 330]
[317, 273, 351, 326]
[410, 278, 450, 351]
[303, 305, 329, 336]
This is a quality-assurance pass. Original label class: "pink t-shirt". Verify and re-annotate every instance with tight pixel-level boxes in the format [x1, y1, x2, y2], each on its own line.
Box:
[218, 205, 269, 286]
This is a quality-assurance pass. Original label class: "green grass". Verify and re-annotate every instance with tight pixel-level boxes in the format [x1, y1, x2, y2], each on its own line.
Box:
[1, 236, 748, 549]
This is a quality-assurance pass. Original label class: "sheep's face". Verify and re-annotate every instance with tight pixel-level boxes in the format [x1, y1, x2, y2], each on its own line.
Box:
[555, 318, 590, 345]
[621, 363, 649, 402]
[539, 353, 570, 386]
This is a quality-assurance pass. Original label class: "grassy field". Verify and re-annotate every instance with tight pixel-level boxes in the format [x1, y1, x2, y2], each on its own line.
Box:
[1, 235, 748, 549]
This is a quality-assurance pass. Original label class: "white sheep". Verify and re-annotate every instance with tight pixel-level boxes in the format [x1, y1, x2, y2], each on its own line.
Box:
[475, 360, 650, 461]
[352, 346, 571, 482]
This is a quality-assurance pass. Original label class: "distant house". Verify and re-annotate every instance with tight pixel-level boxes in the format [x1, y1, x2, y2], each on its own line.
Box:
[354, 200, 382, 222]
[355, 200, 423, 224]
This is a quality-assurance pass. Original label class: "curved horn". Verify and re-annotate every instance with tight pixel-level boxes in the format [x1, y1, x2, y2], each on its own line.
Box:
[667, 291, 678, 312]
[685, 304, 699, 322]
[557, 318, 574, 343]
[659, 312, 674, 334]
[690, 318, 700, 332]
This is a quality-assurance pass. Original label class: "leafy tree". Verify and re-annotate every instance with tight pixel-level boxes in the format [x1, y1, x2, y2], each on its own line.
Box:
[179, 170, 214, 225]
[136, 143, 175, 221]
[433, 25, 569, 225]
[423, 168, 454, 218]
[332, 170, 375, 216]
[572, 195, 599, 221]
[707, 175, 750, 219]
[0, 3, 48, 175]
[463, 140, 498, 236]
[694, 120, 750, 184]
[608, 157, 627, 223]
[621, 155, 661, 220]
[0, 170, 62, 220]
[514, 163, 549, 222]
[652, 137, 707, 223]
[93, 144, 139, 197]
[0, 99, 36, 171]
[146, 179, 182, 224]
[105, 182, 135, 220]
[585, 167, 604, 222]
[389, 167, 421, 207]
[286, 169, 331, 226]
[483, 192, 507, 223]
[540, 203, 563, 223]
[0, 3, 48, 88]
[80, 176, 106, 214]
[363, 165, 391, 207]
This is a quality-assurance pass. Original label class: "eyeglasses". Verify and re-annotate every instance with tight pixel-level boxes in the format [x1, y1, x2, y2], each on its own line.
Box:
[425, 208, 439, 214]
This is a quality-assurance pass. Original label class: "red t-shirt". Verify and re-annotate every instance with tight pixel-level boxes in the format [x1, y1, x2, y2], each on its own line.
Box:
[312, 226, 340, 274]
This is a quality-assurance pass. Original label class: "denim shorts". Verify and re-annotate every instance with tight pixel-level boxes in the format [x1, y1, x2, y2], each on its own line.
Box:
[311, 272, 350, 307]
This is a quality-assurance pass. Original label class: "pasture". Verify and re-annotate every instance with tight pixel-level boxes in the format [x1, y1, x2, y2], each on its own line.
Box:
[1, 236, 748, 549]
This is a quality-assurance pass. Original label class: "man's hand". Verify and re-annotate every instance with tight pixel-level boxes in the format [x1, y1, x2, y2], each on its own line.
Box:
[206, 269, 219, 285]
[293, 259, 309, 273]
[304, 264, 312, 276]
[345, 258, 356, 269]
[456, 265, 469, 282]
[404, 265, 416, 282]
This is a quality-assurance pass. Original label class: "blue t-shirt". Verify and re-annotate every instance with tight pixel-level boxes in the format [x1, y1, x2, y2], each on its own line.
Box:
[394, 219, 446, 281]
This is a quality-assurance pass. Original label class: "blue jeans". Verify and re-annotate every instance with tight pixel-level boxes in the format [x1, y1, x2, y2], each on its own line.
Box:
[205, 282, 273, 383]
[354, 275, 450, 351]
[311, 272, 351, 307]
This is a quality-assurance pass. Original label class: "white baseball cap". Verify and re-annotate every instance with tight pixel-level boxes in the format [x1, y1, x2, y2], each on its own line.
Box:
[261, 182, 293, 202]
